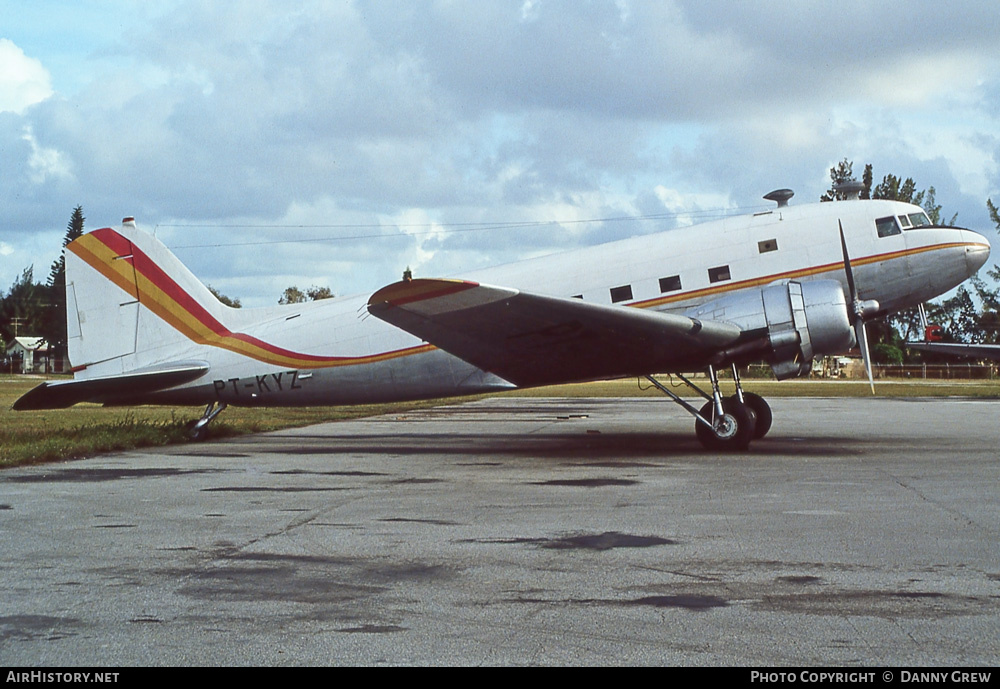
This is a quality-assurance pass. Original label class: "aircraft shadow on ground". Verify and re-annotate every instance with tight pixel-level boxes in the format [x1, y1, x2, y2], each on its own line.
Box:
[235, 430, 870, 460]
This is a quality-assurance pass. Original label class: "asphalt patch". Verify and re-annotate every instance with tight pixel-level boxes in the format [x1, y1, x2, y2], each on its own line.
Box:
[4, 468, 221, 483]
[172, 552, 456, 606]
[380, 517, 461, 525]
[475, 531, 675, 551]
[270, 469, 387, 476]
[777, 575, 824, 585]
[534, 478, 639, 487]
[753, 589, 987, 618]
[201, 486, 351, 492]
[336, 624, 407, 634]
[626, 595, 729, 611]
[0, 615, 81, 642]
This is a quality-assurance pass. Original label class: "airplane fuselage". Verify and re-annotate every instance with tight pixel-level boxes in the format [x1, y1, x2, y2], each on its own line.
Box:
[85, 197, 987, 408]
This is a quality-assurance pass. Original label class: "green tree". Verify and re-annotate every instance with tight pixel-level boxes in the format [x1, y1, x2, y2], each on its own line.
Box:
[306, 286, 334, 301]
[824, 161, 956, 225]
[966, 198, 1000, 343]
[872, 176, 956, 226]
[278, 286, 306, 305]
[986, 198, 1000, 284]
[820, 158, 856, 201]
[47, 206, 86, 289]
[39, 206, 86, 367]
[208, 285, 241, 308]
[935, 286, 981, 343]
[865, 317, 906, 364]
[861, 163, 873, 200]
[820, 160, 873, 201]
[872, 174, 924, 206]
[1, 267, 46, 343]
[279, 285, 333, 304]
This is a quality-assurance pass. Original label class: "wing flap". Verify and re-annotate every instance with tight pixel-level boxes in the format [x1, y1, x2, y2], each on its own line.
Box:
[13, 363, 209, 410]
[368, 279, 742, 387]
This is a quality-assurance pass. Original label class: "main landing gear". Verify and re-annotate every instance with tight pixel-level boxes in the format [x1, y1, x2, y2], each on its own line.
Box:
[187, 401, 227, 441]
[644, 364, 772, 452]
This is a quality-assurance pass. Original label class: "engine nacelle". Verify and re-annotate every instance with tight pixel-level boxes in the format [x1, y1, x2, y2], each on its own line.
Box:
[686, 280, 855, 379]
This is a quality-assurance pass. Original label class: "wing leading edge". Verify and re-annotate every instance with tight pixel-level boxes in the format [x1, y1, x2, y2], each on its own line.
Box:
[367, 279, 744, 387]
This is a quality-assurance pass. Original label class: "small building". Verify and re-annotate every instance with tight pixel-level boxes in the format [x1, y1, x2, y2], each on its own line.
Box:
[6, 336, 50, 374]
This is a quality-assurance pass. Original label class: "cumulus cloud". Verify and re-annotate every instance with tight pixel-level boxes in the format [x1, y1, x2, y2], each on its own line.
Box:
[0, 39, 52, 114]
[2, 0, 999, 304]
[22, 126, 73, 183]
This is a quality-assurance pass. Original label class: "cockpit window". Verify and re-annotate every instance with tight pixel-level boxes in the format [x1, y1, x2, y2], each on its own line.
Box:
[897, 214, 912, 228]
[875, 216, 901, 238]
[907, 212, 930, 227]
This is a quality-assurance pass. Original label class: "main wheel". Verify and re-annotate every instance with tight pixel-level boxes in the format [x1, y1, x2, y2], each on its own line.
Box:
[740, 392, 772, 439]
[695, 399, 756, 452]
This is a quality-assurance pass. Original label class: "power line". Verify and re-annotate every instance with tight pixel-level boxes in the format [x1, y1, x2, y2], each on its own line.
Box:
[159, 206, 766, 249]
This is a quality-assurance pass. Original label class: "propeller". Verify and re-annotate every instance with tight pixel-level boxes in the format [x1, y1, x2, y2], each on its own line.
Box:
[839, 221, 880, 394]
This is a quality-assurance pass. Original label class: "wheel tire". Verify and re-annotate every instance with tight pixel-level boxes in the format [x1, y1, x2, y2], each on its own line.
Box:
[695, 401, 719, 450]
[695, 399, 756, 452]
[186, 420, 207, 441]
[741, 392, 772, 439]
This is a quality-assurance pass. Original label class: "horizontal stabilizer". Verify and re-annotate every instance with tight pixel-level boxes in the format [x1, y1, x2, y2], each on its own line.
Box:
[13, 363, 209, 410]
[368, 279, 743, 387]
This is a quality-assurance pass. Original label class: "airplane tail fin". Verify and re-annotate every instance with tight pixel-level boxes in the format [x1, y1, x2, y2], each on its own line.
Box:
[65, 217, 234, 379]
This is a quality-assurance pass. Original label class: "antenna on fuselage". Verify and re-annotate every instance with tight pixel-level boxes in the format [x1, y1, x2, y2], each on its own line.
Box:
[763, 189, 794, 208]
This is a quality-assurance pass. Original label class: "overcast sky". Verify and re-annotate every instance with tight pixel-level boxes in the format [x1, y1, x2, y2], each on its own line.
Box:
[3, 0, 1000, 306]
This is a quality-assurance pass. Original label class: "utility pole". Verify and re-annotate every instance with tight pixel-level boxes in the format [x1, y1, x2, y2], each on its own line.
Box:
[10, 317, 26, 338]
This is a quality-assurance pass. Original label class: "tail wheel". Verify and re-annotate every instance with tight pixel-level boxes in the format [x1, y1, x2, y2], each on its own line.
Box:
[695, 399, 756, 452]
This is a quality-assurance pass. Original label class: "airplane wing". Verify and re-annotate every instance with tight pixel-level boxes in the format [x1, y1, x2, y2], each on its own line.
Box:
[13, 363, 209, 410]
[906, 342, 1000, 361]
[367, 279, 744, 387]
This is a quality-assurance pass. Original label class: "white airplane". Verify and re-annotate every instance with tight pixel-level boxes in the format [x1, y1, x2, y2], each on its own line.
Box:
[13, 188, 991, 450]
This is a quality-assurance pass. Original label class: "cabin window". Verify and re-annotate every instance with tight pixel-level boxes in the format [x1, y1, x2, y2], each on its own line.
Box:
[907, 212, 931, 227]
[610, 285, 633, 303]
[875, 216, 901, 238]
[659, 275, 682, 293]
[758, 238, 778, 254]
[708, 265, 731, 283]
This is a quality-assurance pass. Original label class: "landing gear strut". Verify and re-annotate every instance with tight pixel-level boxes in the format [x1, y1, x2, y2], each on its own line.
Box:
[644, 364, 772, 451]
[188, 401, 227, 441]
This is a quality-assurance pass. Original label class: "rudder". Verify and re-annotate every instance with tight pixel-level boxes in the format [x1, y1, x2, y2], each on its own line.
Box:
[65, 218, 231, 379]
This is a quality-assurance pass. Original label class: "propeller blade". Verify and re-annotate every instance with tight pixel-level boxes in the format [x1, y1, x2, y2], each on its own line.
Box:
[856, 319, 875, 394]
[840, 220, 875, 395]
[839, 220, 858, 301]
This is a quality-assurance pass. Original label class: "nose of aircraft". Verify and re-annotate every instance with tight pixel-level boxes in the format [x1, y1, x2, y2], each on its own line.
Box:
[962, 228, 992, 276]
